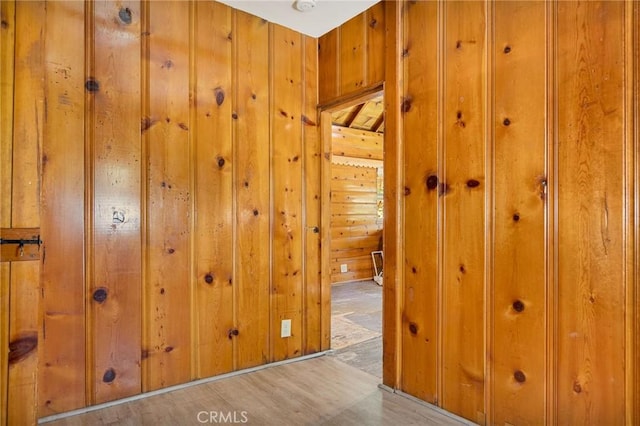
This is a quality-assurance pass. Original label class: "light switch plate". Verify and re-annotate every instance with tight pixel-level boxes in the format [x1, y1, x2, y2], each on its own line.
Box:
[340, 264, 348, 273]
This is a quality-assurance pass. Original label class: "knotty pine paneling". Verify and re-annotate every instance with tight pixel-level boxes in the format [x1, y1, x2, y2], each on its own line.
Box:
[303, 34, 322, 354]
[400, 0, 438, 404]
[491, 2, 547, 424]
[91, 0, 142, 404]
[556, 2, 627, 423]
[316, 0, 640, 423]
[144, 1, 192, 391]
[318, 2, 385, 104]
[40, 0, 87, 417]
[441, 2, 486, 421]
[270, 24, 304, 361]
[233, 10, 271, 370]
[1, 1, 43, 424]
[0, 1, 319, 420]
[193, 0, 234, 379]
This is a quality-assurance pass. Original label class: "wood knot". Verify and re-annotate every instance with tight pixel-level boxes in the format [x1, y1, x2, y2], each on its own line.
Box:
[204, 274, 214, 284]
[8, 333, 38, 365]
[215, 88, 225, 106]
[409, 322, 418, 335]
[503, 45, 511, 54]
[118, 7, 132, 24]
[85, 78, 100, 93]
[503, 118, 511, 126]
[573, 381, 582, 393]
[369, 18, 378, 28]
[103, 368, 116, 383]
[404, 186, 411, 196]
[93, 288, 108, 303]
[426, 175, 438, 191]
[512, 300, 525, 312]
[232, 112, 238, 120]
[513, 213, 520, 222]
[514, 370, 526, 383]
[253, 209, 259, 216]
[301, 115, 317, 126]
[401, 97, 412, 113]
[217, 156, 225, 168]
[228, 329, 239, 339]
[167, 248, 175, 254]
[466, 179, 480, 188]
[164, 346, 174, 353]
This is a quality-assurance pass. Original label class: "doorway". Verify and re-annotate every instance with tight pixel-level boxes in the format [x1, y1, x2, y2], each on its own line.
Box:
[319, 88, 384, 379]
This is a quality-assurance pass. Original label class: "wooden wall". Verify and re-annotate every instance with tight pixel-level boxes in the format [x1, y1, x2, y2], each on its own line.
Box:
[1, 2, 44, 424]
[330, 125, 383, 284]
[330, 163, 381, 283]
[318, 2, 385, 104]
[323, 0, 639, 424]
[1, 0, 321, 422]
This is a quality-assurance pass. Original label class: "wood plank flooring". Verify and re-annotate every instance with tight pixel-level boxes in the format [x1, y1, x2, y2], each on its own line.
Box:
[42, 356, 468, 426]
[329, 280, 382, 378]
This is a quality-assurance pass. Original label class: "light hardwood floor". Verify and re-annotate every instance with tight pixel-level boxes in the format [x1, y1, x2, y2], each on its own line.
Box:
[42, 356, 469, 426]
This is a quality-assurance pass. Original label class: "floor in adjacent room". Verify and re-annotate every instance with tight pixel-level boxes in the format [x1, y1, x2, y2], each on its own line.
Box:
[328, 279, 382, 378]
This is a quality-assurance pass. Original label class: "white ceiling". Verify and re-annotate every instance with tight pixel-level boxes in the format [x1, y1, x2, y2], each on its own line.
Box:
[216, 0, 381, 38]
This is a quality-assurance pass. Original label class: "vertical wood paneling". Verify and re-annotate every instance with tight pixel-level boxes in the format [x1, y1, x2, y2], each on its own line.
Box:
[318, 29, 338, 103]
[270, 24, 304, 361]
[6, 2, 44, 422]
[302, 35, 321, 354]
[40, 0, 86, 415]
[0, 0, 14, 227]
[233, 11, 271, 370]
[90, 0, 142, 404]
[634, 3, 640, 420]
[556, 2, 626, 423]
[339, 13, 366, 95]
[193, 0, 234, 378]
[365, 2, 385, 86]
[491, 2, 547, 424]
[401, 0, 438, 404]
[624, 1, 639, 421]
[11, 2, 42, 226]
[144, 1, 191, 391]
[441, 1, 486, 422]
[4, 0, 321, 419]
[318, 3, 386, 104]
[8, 262, 39, 423]
[0, 262, 7, 426]
[382, 0, 402, 390]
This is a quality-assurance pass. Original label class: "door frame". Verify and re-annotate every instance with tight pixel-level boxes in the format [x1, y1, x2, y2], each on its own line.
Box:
[318, 83, 391, 361]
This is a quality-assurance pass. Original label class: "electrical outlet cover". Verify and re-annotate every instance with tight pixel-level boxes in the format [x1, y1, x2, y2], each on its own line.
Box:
[281, 319, 292, 338]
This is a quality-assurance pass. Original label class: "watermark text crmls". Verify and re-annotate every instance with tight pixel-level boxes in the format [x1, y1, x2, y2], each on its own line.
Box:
[197, 410, 249, 424]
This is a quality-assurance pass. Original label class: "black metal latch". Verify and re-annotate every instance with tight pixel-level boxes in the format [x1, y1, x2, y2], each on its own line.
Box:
[0, 236, 42, 257]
